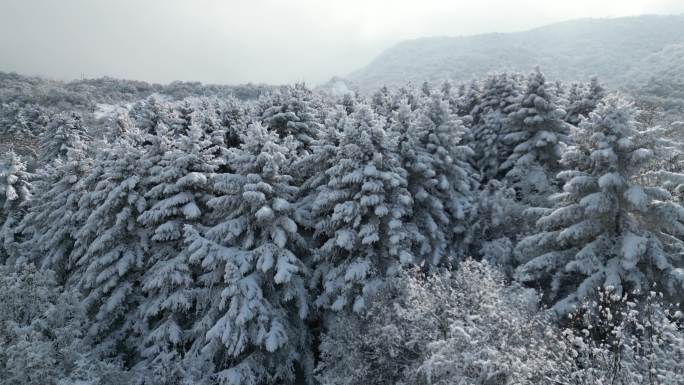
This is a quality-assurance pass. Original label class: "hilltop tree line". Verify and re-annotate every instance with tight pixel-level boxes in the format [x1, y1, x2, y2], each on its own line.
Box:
[1, 70, 683, 384]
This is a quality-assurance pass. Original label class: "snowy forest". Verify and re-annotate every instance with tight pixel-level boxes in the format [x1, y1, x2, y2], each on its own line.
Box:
[1, 66, 684, 385]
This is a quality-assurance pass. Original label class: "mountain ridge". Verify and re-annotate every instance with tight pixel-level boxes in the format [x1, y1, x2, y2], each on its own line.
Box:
[343, 14, 684, 93]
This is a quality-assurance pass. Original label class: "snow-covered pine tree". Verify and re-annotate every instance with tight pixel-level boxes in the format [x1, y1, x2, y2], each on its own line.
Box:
[424, 87, 476, 155]
[551, 80, 566, 99]
[563, 83, 583, 125]
[218, 96, 251, 132]
[564, 77, 606, 126]
[135, 118, 219, 381]
[0, 102, 49, 140]
[471, 73, 521, 181]
[470, 179, 524, 276]
[192, 98, 231, 170]
[420, 81, 432, 97]
[370, 86, 393, 120]
[258, 84, 322, 156]
[311, 105, 413, 313]
[173, 99, 196, 136]
[39, 111, 91, 165]
[501, 69, 569, 206]
[292, 105, 346, 216]
[183, 122, 311, 385]
[588, 76, 606, 104]
[440, 80, 453, 99]
[456, 80, 481, 124]
[335, 93, 357, 115]
[130, 96, 178, 136]
[395, 84, 420, 112]
[19, 138, 91, 278]
[289, 105, 351, 267]
[515, 96, 684, 313]
[71, 136, 150, 359]
[0, 151, 33, 265]
[392, 95, 476, 267]
[108, 112, 136, 142]
[0, 103, 25, 136]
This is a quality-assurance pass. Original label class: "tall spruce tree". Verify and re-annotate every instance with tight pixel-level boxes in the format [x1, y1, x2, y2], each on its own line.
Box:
[183, 122, 311, 385]
[71, 137, 150, 359]
[370, 86, 394, 120]
[39, 111, 90, 165]
[310, 105, 413, 313]
[471, 73, 521, 181]
[0, 151, 33, 265]
[501, 69, 569, 206]
[19, 139, 91, 277]
[130, 96, 178, 136]
[515, 97, 684, 313]
[0, 102, 49, 136]
[564, 77, 606, 126]
[259, 84, 322, 156]
[392, 95, 476, 267]
[135, 119, 220, 381]
[292, 106, 347, 226]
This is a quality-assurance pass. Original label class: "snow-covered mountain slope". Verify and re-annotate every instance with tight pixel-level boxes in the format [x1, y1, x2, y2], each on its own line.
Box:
[345, 14, 684, 93]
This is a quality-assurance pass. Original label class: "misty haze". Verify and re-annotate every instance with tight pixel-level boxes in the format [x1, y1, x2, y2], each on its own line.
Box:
[1, 1, 684, 385]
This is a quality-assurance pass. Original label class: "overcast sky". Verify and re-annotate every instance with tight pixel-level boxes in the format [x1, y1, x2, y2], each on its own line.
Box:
[1, 0, 683, 85]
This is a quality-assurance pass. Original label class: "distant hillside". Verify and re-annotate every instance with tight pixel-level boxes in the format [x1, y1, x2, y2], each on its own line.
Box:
[345, 14, 684, 93]
[622, 43, 684, 110]
[0, 71, 278, 112]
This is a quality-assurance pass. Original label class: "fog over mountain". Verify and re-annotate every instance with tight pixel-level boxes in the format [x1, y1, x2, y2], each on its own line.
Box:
[344, 14, 684, 93]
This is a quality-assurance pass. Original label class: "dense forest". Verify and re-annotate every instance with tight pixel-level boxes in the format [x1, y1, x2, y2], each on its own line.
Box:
[1, 69, 683, 385]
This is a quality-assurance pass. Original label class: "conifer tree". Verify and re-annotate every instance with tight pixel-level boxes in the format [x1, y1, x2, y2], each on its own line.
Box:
[259, 84, 322, 155]
[420, 81, 432, 97]
[216, 96, 251, 149]
[564, 77, 606, 126]
[183, 122, 311, 385]
[515, 97, 684, 313]
[0, 103, 45, 136]
[392, 96, 476, 267]
[456, 80, 481, 123]
[0, 151, 33, 265]
[563, 83, 582, 125]
[470, 179, 522, 275]
[192, 98, 231, 171]
[440, 80, 453, 99]
[293, 106, 346, 217]
[130, 96, 178, 136]
[502, 69, 569, 205]
[71, 138, 149, 358]
[311, 105, 413, 313]
[395, 84, 420, 112]
[19, 139, 91, 277]
[173, 99, 196, 135]
[471, 73, 521, 181]
[371, 86, 397, 121]
[135, 118, 219, 379]
[39, 111, 90, 165]
[109, 112, 136, 142]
